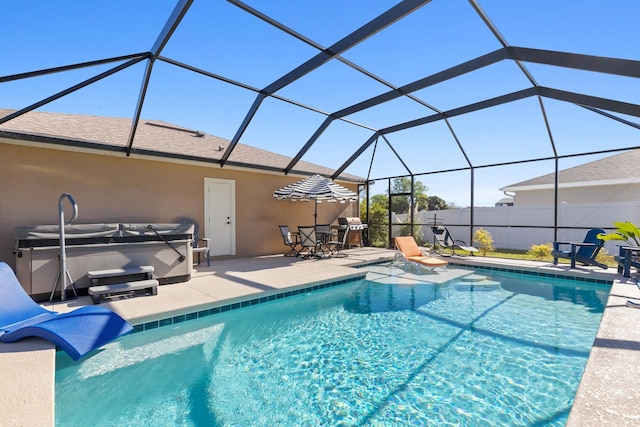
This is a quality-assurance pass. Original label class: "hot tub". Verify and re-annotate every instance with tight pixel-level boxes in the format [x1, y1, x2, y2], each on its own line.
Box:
[14, 223, 194, 301]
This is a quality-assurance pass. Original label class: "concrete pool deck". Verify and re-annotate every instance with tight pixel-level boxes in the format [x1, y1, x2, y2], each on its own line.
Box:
[2, 248, 639, 426]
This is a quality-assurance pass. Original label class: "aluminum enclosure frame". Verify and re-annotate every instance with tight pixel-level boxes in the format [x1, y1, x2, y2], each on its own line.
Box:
[1, 0, 639, 245]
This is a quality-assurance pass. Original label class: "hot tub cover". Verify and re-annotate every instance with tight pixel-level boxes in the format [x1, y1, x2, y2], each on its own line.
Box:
[14, 223, 194, 248]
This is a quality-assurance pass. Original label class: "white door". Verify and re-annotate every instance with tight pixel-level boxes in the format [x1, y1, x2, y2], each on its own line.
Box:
[204, 178, 236, 256]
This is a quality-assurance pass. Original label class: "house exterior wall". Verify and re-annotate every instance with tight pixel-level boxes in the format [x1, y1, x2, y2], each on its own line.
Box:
[514, 184, 640, 205]
[0, 142, 359, 269]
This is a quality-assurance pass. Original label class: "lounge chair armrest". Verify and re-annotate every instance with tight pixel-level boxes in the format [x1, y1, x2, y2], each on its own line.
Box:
[198, 237, 211, 248]
[552, 241, 575, 250]
[565, 242, 598, 253]
[554, 241, 597, 247]
[570, 242, 598, 248]
[620, 246, 640, 253]
[616, 247, 640, 259]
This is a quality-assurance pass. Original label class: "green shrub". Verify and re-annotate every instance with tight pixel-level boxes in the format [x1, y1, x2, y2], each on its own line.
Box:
[473, 228, 494, 256]
[598, 221, 640, 246]
[596, 247, 614, 265]
[527, 243, 553, 260]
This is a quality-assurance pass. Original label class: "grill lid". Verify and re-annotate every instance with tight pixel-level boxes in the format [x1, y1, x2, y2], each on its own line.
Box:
[338, 217, 363, 225]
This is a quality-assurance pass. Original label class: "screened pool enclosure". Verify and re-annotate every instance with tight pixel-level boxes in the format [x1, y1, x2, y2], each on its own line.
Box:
[2, 0, 639, 249]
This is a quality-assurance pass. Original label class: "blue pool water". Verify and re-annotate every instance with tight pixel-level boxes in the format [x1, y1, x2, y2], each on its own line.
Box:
[55, 266, 609, 426]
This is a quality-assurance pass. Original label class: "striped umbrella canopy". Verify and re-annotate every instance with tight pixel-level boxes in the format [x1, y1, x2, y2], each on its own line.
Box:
[273, 174, 359, 226]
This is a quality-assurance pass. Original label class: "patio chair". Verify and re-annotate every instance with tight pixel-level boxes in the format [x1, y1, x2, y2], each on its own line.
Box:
[552, 228, 607, 269]
[0, 262, 133, 361]
[327, 226, 349, 257]
[394, 236, 448, 271]
[298, 226, 324, 259]
[315, 224, 332, 252]
[279, 225, 301, 257]
[178, 217, 210, 266]
[431, 226, 479, 255]
[616, 246, 640, 277]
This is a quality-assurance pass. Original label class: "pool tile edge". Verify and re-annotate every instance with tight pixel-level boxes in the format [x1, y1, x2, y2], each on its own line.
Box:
[133, 273, 366, 332]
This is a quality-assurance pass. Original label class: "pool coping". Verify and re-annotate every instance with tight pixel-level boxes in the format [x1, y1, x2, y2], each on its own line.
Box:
[442, 262, 613, 285]
[133, 258, 392, 332]
[133, 274, 367, 333]
[135, 257, 613, 333]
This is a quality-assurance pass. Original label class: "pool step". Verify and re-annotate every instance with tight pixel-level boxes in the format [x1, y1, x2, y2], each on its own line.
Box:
[459, 274, 501, 286]
[461, 274, 489, 282]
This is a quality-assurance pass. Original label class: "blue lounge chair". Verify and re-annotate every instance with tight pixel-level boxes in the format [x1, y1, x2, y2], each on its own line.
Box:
[552, 228, 608, 269]
[0, 262, 133, 361]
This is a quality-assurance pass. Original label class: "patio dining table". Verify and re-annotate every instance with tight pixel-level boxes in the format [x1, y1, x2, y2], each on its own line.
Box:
[315, 225, 336, 255]
[294, 226, 333, 258]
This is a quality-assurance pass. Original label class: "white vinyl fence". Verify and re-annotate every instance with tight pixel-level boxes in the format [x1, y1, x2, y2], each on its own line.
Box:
[394, 201, 640, 253]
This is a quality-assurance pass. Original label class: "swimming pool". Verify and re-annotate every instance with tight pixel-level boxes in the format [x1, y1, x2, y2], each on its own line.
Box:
[55, 265, 609, 426]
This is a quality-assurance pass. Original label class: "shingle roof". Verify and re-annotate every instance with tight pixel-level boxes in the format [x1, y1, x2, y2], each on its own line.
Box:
[501, 149, 640, 190]
[0, 109, 363, 182]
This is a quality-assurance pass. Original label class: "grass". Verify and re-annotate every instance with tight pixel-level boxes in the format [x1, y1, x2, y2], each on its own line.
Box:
[467, 248, 617, 267]
[378, 241, 618, 268]
[414, 245, 618, 267]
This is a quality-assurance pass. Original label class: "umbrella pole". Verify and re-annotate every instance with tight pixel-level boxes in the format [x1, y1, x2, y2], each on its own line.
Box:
[314, 199, 317, 227]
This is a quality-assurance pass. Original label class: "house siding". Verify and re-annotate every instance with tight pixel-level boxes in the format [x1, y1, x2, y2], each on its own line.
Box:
[0, 142, 359, 269]
[514, 184, 640, 205]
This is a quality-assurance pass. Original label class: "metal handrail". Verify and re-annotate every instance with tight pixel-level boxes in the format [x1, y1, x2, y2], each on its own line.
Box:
[50, 193, 79, 302]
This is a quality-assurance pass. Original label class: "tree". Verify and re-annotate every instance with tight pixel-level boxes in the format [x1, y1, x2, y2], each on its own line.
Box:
[370, 193, 388, 206]
[360, 178, 449, 247]
[390, 177, 428, 214]
[426, 195, 449, 211]
[416, 193, 429, 211]
[360, 194, 389, 247]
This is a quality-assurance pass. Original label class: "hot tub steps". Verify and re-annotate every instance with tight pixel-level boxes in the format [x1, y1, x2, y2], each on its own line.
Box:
[87, 266, 157, 304]
[88, 280, 158, 304]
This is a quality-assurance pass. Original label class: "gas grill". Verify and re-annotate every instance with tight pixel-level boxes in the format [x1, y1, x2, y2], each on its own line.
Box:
[338, 217, 368, 248]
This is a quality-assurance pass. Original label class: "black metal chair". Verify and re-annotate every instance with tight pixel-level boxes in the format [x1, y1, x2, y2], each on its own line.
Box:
[298, 226, 324, 258]
[315, 224, 331, 252]
[327, 227, 349, 257]
[279, 225, 301, 257]
[431, 226, 478, 255]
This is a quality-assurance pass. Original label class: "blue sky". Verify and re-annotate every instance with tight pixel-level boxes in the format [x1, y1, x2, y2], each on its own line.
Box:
[2, 0, 640, 207]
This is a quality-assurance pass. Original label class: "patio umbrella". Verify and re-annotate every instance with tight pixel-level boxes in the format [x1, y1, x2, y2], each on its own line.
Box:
[273, 174, 359, 226]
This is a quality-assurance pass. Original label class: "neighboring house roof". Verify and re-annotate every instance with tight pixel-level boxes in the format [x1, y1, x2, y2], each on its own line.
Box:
[501, 149, 640, 191]
[0, 109, 363, 183]
[494, 197, 513, 206]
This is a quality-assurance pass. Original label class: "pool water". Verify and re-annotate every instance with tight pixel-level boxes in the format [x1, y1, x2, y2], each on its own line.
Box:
[55, 266, 608, 426]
